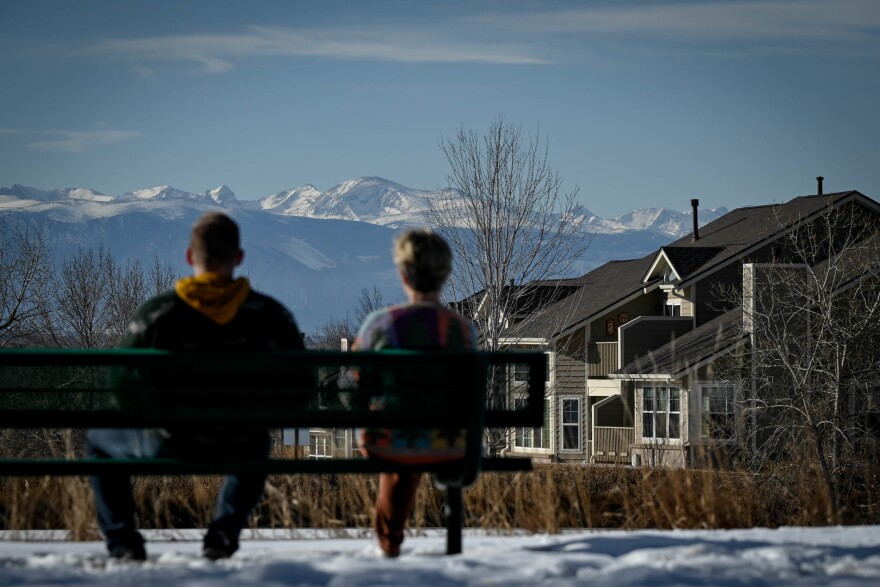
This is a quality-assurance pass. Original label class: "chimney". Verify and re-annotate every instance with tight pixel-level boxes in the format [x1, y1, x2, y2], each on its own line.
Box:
[691, 198, 700, 242]
[816, 176, 824, 195]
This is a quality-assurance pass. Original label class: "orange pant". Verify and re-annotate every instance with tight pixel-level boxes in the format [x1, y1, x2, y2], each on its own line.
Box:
[374, 472, 420, 556]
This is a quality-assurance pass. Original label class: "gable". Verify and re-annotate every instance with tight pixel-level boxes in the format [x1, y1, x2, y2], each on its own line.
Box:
[643, 247, 725, 284]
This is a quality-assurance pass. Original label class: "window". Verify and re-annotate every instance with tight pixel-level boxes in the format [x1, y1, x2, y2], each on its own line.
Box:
[513, 352, 552, 384]
[309, 433, 331, 459]
[512, 352, 553, 450]
[665, 301, 682, 316]
[700, 384, 736, 439]
[561, 397, 581, 450]
[333, 428, 351, 456]
[642, 386, 680, 440]
[514, 397, 551, 449]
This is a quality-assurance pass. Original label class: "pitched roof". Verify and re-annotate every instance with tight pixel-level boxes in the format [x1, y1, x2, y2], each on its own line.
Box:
[450, 278, 583, 321]
[611, 308, 745, 379]
[658, 246, 725, 281]
[501, 191, 877, 343]
[652, 192, 863, 287]
[503, 255, 658, 340]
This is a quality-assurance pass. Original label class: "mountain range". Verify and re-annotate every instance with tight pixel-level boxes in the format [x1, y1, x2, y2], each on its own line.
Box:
[0, 177, 725, 331]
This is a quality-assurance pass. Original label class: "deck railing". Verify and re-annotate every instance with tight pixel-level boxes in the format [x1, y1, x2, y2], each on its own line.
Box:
[587, 342, 619, 377]
[592, 426, 634, 463]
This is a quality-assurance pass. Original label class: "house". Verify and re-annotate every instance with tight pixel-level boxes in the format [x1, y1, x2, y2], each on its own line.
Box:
[499, 186, 880, 467]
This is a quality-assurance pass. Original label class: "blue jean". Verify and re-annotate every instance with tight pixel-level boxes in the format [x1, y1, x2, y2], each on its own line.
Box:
[87, 429, 269, 551]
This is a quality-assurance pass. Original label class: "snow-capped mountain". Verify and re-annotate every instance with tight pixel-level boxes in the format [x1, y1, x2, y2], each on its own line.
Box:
[260, 184, 323, 215]
[0, 184, 112, 203]
[1, 183, 400, 332]
[259, 177, 449, 228]
[569, 206, 631, 235]
[205, 185, 239, 207]
[119, 185, 240, 207]
[0, 177, 722, 330]
[258, 177, 721, 237]
[0, 177, 723, 238]
[612, 206, 728, 237]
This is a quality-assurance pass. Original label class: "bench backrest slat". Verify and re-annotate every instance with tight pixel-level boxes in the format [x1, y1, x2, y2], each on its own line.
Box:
[0, 350, 546, 429]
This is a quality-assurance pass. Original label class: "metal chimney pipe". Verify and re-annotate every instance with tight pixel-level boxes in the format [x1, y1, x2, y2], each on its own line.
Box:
[691, 198, 700, 242]
[816, 176, 824, 195]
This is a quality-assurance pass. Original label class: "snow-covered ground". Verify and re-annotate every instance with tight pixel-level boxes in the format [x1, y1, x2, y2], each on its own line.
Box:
[2, 527, 879, 586]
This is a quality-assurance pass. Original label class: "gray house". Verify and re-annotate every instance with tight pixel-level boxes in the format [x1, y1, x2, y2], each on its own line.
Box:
[499, 188, 880, 467]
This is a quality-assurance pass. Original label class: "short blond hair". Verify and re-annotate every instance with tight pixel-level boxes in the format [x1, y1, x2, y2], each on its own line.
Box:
[393, 229, 452, 293]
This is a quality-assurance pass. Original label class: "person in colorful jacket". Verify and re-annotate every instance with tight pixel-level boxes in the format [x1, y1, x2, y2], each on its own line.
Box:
[353, 228, 477, 558]
[87, 212, 304, 561]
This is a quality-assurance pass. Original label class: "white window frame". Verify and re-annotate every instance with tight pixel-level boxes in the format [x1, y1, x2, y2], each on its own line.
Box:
[512, 352, 554, 452]
[333, 428, 353, 457]
[514, 396, 553, 450]
[309, 431, 332, 459]
[641, 386, 681, 441]
[560, 396, 581, 451]
[699, 382, 737, 441]
[513, 351, 553, 384]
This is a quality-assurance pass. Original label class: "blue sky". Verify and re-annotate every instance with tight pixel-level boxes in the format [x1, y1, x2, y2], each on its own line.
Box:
[1, 0, 878, 217]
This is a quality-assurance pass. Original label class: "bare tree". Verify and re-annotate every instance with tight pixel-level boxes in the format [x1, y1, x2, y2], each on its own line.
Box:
[721, 201, 880, 523]
[47, 246, 116, 349]
[426, 117, 589, 353]
[148, 254, 178, 296]
[354, 285, 386, 324]
[0, 222, 53, 348]
[309, 313, 357, 350]
[44, 247, 177, 348]
[308, 287, 395, 350]
[107, 258, 148, 345]
[426, 117, 590, 456]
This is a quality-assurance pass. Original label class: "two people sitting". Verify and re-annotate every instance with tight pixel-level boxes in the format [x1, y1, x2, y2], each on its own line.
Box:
[89, 212, 473, 561]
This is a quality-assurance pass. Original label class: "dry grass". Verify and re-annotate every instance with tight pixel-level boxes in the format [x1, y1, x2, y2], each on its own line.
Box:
[3, 430, 878, 535]
[3, 462, 879, 537]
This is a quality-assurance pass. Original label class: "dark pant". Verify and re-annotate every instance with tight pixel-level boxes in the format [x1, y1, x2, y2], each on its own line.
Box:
[87, 428, 269, 552]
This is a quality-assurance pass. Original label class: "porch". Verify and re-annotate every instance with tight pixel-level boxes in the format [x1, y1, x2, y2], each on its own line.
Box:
[591, 426, 634, 464]
[590, 392, 635, 465]
[587, 342, 618, 377]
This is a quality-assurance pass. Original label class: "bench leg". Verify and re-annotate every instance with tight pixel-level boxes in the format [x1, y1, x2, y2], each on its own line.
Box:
[445, 485, 463, 555]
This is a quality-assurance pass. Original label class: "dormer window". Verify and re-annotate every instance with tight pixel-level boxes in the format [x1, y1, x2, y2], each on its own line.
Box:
[663, 267, 677, 283]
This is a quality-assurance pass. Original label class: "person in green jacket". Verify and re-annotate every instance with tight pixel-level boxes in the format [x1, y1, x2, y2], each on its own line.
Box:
[87, 212, 304, 561]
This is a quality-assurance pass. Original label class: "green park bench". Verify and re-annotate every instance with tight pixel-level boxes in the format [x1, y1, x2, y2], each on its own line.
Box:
[0, 349, 545, 555]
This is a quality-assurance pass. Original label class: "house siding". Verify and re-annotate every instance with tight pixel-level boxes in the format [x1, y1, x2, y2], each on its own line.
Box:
[694, 263, 743, 326]
[588, 291, 665, 343]
[692, 243, 781, 327]
[554, 329, 587, 459]
[554, 330, 585, 395]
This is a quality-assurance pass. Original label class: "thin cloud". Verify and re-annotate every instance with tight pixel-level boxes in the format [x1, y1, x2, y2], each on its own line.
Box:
[132, 66, 156, 78]
[28, 130, 141, 154]
[487, 0, 880, 44]
[83, 25, 550, 73]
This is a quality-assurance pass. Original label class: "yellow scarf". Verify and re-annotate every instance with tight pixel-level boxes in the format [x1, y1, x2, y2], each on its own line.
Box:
[174, 273, 250, 325]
